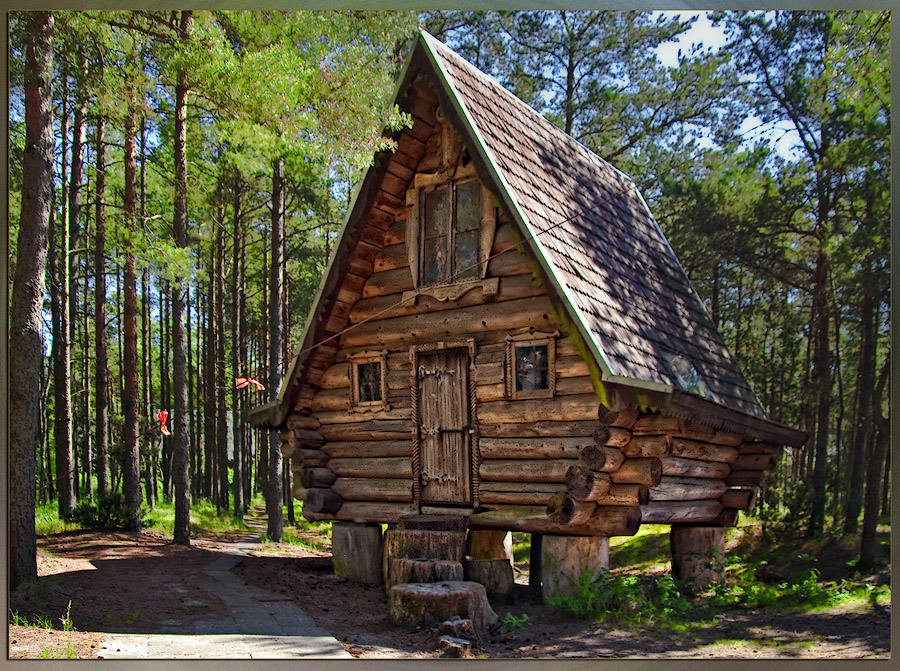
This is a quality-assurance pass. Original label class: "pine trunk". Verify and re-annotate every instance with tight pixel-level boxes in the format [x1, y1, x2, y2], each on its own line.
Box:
[9, 11, 53, 589]
[267, 157, 285, 541]
[171, 10, 194, 545]
[121, 81, 142, 531]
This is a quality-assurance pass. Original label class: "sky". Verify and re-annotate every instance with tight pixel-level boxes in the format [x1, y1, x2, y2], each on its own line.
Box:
[654, 10, 803, 161]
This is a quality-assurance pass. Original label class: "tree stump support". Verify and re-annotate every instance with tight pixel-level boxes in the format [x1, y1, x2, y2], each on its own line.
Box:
[540, 534, 609, 602]
[332, 521, 384, 585]
[670, 525, 725, 589]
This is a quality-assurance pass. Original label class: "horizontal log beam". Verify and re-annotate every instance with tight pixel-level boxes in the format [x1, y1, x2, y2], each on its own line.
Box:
[319, 420, 411, 442]
[321, 440, 412, 459]
[640, 500, 723, 524]
[593, 484, 649, 507]
[478, 436, 594, 460]
[332, 477, 414, 502]
[478, 482, 565, 506]
[341, 296, 556, 348]
[720, 488, 757, 511]
[621, 434, 671, 458]
[670, 438, 738, 464]
[479, 459, 575, 483]
[659, 457, 731, 479]
[469, 505, 640, 537]
[479, 420, 598, 438]
[649, 476, 728, 502]
[329, 456, 412, 479]
[478, 394, 599, 424]
[304, 501, 419, 524]
[609, 458, 662, 487]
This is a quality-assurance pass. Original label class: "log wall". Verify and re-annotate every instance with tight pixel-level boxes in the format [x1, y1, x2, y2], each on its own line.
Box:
[277, 75, 787, 536]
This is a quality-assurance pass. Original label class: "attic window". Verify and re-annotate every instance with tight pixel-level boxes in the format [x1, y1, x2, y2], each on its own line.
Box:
[350, 351, 389, 411]
[666, 353, 714, 400]
[506, 331, 558, 399]
[421, 179, 481, 286]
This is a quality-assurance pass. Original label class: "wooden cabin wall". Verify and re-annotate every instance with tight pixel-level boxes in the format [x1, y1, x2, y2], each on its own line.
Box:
[276, 74, 785, 534]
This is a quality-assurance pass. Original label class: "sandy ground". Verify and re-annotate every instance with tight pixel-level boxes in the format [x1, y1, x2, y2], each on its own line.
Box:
[7, 528, 891, 659]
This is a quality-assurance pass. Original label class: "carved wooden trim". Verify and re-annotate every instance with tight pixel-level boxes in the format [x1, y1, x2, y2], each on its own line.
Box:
[348, 350, 389, 412]
[401, 277, 498, 304]
[505, 330, 559, 400]
[480, 186, 497, 279]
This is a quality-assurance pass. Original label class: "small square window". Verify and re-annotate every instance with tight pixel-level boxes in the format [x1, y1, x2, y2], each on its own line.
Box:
[515, 344, 549, 392]
[357, 362, 382, 403]
[350, 351, 388, 410]
[506, 333, 557, 399]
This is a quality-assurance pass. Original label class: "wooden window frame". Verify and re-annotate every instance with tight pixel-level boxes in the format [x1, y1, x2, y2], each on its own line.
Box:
[349, 350, 389, 412]
[418, 178, 482, 288]
[505, 331, 558, 400]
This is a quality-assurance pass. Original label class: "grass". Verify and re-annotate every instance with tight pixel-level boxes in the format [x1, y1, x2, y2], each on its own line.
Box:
[547, 517, 892, 629]
[144, 498, 252, 537]
[35, 500, 81, 536]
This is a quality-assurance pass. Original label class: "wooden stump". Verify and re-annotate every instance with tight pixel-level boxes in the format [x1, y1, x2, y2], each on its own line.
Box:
[331, 522, 383, 585]
[466, 529, 513, 561]
[388, 581, 499, 634]
[670, 525, 725, 589]
[382, 529, 467, 587]
[464, 558, 514, 603]
[388, 558, 464, 590]
[541, 534, 609, 602]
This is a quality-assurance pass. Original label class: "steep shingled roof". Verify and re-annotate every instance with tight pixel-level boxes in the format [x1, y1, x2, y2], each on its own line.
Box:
[252, 32, 805, 447]
[421, 33, 767, 420]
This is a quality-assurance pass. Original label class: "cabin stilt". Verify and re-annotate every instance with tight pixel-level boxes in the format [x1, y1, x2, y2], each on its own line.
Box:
[540, 534, 610, 601]
[332, 521, 384, 585]
[670, 525, 725, 589]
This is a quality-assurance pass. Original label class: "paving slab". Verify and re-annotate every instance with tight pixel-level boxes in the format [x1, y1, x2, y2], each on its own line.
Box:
[97, 529, 351, 659]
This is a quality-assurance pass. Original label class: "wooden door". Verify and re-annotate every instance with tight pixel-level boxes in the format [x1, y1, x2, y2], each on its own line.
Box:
[417, 348, 472, 505]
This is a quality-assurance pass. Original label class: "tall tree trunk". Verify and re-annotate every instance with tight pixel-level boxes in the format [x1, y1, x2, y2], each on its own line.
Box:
[239, 221, 251, 507]
[859, 353, 889, 569]
[81, 217, 92, 502]
[160, 281, 172, 500]
[216, 204, 229, 510]
[844, 261, 876, 534]
[53, 64, 75, 519]
[808, 250, 831, 537]
[122, 78, 142, 531]
[171, 9, 194, 545]
[203, 287, 215, 500]
[139, 116, 155, 508]
[267, 157, 285, 542]
[231, 172, 245, 518]
[10, 10, 53, 590]
[187, 283, 197, 501]
[68, 52, 86, 500]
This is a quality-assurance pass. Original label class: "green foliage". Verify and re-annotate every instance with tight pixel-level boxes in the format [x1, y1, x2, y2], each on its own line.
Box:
[503, 612, 531, 630]
[67, 493, 145, 530]
[9, 610, 52, 629]
[143, 499, 249, 537]
[548, 569, 694, 627]
[60, 601, 75, 632]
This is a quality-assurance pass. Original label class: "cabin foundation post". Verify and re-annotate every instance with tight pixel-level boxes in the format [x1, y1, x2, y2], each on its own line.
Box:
[332, 521, 384, 585]
[466, 529, 513, 562]
[540, 534, 610, 602]
[670, 525, 725, 589]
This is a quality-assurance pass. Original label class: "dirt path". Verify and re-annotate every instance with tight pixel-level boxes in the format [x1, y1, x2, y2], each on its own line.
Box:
[8, 514, 891, 660]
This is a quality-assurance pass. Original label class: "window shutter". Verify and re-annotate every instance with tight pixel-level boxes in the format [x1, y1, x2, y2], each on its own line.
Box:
[479, 186, 496, 278]
[406, 188, 420, 289]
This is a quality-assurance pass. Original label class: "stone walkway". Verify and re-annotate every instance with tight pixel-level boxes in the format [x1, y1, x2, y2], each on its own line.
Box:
[97, 523, 351, 659]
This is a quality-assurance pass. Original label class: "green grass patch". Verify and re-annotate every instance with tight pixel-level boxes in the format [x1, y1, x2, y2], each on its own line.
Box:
[35, 501, 80, 536]
[143, 499, 250, 537]
[609, 524, 671, 570]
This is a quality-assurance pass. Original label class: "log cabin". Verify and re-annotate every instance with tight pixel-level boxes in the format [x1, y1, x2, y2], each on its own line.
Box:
[250, 32, 806, 599]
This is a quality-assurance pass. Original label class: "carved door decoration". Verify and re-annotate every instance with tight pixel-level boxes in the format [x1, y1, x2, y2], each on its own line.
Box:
[416, 347, 472, 504]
